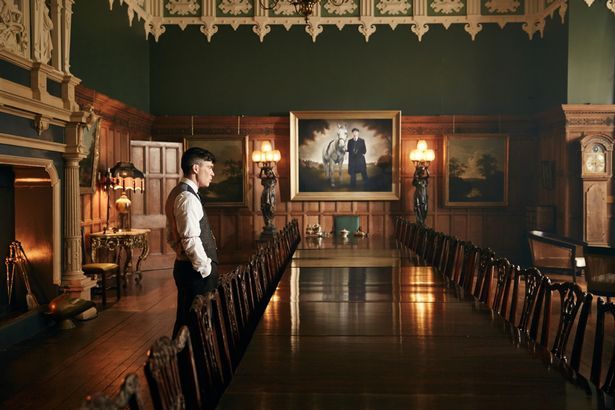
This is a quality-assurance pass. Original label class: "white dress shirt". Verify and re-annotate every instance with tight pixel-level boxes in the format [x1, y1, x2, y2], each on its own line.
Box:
[166, 178, 212, 278]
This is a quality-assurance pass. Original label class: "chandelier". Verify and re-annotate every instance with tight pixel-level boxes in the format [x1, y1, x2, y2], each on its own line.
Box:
[260, 0, 348, 22]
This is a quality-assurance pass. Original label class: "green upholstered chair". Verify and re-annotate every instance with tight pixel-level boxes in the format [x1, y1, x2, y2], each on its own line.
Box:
[333, 215, 360, 236]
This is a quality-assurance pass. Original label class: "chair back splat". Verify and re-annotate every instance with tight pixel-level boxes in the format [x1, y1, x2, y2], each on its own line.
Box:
[145, 326, 202, 410]
[534, 280, 592, 373]
[82, 373, 144, 410]
[591, 297, 615, 395]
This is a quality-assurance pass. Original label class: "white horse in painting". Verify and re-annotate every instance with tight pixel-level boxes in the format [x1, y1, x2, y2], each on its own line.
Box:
[322, 124, 348, 187]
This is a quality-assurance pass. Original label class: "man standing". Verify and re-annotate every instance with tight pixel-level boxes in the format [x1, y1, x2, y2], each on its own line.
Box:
[165, 147, 218, 337]
[347, 128, 368, 188]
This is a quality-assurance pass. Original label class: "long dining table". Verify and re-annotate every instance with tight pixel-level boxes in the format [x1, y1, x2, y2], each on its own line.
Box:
[217, 236, 597, 409]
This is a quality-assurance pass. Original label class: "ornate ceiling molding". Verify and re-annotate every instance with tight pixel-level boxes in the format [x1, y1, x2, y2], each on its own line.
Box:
[109, 0, 604, 42]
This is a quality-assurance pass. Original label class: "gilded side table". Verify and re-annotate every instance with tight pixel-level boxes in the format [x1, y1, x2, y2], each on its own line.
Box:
[90, 228, 151, 284]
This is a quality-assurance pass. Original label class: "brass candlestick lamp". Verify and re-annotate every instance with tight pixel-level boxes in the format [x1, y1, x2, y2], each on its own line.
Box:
[251, 141, 281, 239]
[100, 162, 145, 232]
[409, 140, 435, 225]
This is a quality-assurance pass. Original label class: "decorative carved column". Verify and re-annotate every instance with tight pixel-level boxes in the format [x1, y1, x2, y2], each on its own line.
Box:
[61, 114, 97, 309]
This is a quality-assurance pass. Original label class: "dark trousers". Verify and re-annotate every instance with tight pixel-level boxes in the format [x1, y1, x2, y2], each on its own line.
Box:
[350, 170, 368, 187]
[172, 259, 218, 338]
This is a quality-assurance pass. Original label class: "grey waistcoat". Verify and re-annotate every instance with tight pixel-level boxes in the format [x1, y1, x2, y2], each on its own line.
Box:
[165, 182, 218, 265]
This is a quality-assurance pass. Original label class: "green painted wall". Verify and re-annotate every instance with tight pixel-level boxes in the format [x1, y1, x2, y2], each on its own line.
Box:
[533, 16, 568, 111]
[149, 20, 568, 116]
[71, 0, 150, 112]
[568, 2, 615, 104]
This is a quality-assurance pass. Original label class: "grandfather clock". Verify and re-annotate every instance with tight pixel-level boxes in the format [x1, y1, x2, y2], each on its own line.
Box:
[580, 135, 614, 246]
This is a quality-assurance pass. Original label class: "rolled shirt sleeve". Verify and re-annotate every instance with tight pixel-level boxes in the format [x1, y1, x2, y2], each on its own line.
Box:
[174, 192, 212, 278]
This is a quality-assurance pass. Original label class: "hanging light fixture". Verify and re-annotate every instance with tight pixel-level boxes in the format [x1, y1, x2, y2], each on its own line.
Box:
[260, 0, 348, 22]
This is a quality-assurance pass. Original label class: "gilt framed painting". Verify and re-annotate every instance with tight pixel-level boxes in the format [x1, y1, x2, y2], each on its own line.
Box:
[290, 110, 401, 201]
[444, 134, 509, 207]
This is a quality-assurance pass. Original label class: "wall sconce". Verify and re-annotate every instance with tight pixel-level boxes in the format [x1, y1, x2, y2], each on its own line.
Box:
[409, 140, 435, 225]
[99, 162, 145, 232]
[252, 141, 281, 239]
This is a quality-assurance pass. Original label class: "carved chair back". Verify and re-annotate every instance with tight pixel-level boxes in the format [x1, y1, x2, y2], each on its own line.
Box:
[536, 280, 592, 372]
[516, 267, 544, 336]
[189, 293, 229, 404]
[217, 278, 241, 357]
[591, 297, 615, 394]
[472, 248, 495, 303]
[144, 326, 201, 410]
[82, 373, 144, 410]
[489, 258, 514, 319]
[460, 243, 480, 293]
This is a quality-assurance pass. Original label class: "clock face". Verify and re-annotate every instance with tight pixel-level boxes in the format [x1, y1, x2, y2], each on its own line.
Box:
[585, 149, 606, 173]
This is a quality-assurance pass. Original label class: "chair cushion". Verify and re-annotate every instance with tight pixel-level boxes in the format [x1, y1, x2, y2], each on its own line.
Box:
[83, 263, 118, 272]
[333, 215, 360, 235]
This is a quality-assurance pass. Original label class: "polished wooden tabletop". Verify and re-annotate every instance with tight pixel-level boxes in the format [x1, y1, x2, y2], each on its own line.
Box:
[217, 237, 597, 409]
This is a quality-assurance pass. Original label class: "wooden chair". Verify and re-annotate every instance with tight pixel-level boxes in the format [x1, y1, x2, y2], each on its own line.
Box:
[436, 236, 451, 276]
[217, 279, 242, 362]
[450, 240, 466, 287]
[489, 258, 514, 321]
[514, 267, 544, 343]
[190, 292, 233, 397]
[472, 249, 495, 304]
[82, 373, 144, 410]
[459, 243, 480, 294]
[588, 297, 615, 403]
[532, 280, 592, 374]
[144, 326, 202, 410]
[333, 215, 360, 236]
[81, 227, 120, 308]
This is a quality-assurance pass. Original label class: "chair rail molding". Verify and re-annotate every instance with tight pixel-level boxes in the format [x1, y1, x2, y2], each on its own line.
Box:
[104, 0, 609, 42]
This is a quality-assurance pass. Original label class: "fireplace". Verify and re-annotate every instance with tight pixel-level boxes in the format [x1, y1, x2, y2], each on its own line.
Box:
[0, 157, 61, 327]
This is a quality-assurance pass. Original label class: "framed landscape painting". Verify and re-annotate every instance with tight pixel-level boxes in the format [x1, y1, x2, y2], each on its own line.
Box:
[290, 110, 401, 201]
[184, 135, 248, 207]
[444, 134, 509, 207]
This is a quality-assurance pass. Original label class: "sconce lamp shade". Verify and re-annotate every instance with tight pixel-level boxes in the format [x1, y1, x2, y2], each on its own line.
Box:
[252, 141, 281, 165]
[110, 162, 145, 192]
[410, 140, 435, 165]
[417, 140, 428, 152]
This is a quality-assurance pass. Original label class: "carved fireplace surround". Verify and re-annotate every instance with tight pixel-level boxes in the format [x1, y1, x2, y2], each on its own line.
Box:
[0, 0, 98, 309]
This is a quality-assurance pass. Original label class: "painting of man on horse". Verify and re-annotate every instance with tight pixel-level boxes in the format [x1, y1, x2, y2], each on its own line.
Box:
[294, 113, 397, 199]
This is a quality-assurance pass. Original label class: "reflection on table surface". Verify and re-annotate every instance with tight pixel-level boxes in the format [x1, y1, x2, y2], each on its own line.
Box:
[218, 243, 598, 409]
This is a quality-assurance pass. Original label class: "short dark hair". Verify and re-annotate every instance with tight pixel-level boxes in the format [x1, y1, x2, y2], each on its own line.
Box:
[351, 128, 360, 133]
[181, 147, 216, 175]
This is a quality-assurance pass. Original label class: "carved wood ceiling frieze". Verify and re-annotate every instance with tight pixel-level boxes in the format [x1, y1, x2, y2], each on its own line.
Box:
[108, 0, 611, 42]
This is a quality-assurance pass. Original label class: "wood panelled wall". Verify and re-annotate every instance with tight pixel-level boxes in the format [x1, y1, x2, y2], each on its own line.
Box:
[150, 114, 539, 263]
[535, 108, 572, 238]
[73, 88, 615, 265]
[76, 87, 154, 246]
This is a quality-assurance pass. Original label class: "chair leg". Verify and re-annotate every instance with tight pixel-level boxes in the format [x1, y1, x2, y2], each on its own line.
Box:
[115, 268, 121, 302]
[101, 271, 107, 308]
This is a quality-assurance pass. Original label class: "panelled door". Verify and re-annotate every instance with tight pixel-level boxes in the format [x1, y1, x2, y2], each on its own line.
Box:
[130, 141, 183, 270]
